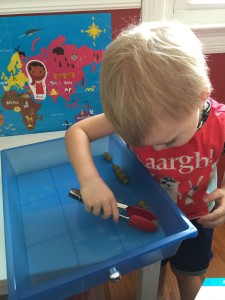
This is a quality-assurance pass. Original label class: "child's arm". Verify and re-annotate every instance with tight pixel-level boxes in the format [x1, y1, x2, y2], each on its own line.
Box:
[65, 114, 119, 222]
[198, 173, 225, 228]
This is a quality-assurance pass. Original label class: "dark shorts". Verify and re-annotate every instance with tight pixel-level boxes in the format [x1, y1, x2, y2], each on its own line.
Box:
[161, 218, 214, 275]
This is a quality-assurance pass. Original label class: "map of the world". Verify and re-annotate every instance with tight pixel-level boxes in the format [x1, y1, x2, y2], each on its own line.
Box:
[0, 13, 111, 136]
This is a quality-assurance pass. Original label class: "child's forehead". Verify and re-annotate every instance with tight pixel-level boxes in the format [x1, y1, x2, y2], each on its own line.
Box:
[146, 122, 180, 145]
[143, 108, 198, 145]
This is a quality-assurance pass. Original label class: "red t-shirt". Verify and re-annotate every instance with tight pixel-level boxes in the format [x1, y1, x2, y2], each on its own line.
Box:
[131, 99, 225, 219]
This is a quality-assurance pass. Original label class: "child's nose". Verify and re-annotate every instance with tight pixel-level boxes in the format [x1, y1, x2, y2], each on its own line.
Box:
[152, 144, 166, 151]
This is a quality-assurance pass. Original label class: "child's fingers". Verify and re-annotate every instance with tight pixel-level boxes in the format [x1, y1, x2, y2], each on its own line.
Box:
[198, 205, 225, 228]
[101, 200, 119, 222]
[204, 188, 224, 203]
[111, 201, 119, 223]
[85, 204, 93, 213]
[198, 212, 216, 225]
[92, 204, 102, 216]
[100, 201, 114, 219]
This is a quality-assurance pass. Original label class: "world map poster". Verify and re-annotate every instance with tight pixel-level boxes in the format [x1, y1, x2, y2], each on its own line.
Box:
[0, 13, 112, 136]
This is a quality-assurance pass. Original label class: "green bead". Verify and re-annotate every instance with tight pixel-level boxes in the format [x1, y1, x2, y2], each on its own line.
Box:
[103, 152, 109, 158]
[137, 200, 145, 207]
[118, 173, 126, 180]
[106, 155, 113, 161]
[122, 178, 128, 184]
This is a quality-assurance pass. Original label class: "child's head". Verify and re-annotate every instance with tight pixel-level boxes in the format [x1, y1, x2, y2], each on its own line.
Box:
[100, 21, 211, 146]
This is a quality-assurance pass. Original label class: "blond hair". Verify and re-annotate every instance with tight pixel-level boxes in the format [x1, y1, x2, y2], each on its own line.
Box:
[100, 21, 211, 146]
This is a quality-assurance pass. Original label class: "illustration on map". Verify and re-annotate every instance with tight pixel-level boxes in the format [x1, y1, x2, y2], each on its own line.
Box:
[26, 60, 47, 100]
[0, 13, 111, 136]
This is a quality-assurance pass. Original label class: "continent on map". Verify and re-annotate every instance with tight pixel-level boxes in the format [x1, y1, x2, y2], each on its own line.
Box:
[2, 52, 28, 92]
[21, 35, 104, 102]
[1, 90, 41, 130]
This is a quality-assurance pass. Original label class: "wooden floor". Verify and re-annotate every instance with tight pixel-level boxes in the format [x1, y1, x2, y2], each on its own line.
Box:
[105, 223, 225, 300]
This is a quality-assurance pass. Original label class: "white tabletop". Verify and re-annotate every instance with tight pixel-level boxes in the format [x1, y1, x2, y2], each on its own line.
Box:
[0, 130, 66, 295]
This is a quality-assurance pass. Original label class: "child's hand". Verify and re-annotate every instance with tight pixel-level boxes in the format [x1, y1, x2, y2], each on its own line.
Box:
[80, 176, 119, 223]
[197, 187, 225, 228]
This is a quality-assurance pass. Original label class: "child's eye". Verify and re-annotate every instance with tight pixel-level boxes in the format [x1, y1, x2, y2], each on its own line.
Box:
[165, 142, 172, 147]
[165, 139, 176, 147]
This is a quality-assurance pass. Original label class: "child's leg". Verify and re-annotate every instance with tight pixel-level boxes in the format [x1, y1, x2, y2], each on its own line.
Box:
[169, 219, 213, 299]
[158, 218, 213, 300]
[172, 269, 203, 300]
[157, 265, 170, 300]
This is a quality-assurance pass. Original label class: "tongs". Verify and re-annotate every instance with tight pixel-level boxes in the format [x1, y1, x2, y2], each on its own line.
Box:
[68, 188, 158, 233]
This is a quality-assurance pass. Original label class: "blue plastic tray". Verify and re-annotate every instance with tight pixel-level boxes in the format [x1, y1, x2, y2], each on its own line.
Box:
[1, 134, 197, 299]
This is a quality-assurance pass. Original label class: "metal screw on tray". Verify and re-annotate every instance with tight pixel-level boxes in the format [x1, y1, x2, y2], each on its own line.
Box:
[109, 267, 121, 282]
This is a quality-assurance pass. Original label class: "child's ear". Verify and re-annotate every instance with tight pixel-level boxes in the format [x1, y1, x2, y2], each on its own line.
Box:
[200, 89, 211, 101]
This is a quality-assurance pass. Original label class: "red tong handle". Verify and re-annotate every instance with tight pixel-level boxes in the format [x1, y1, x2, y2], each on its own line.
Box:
[125, 206, 157, 232]
[126, 205, 156, 220]
[128, 215, 158, 232]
